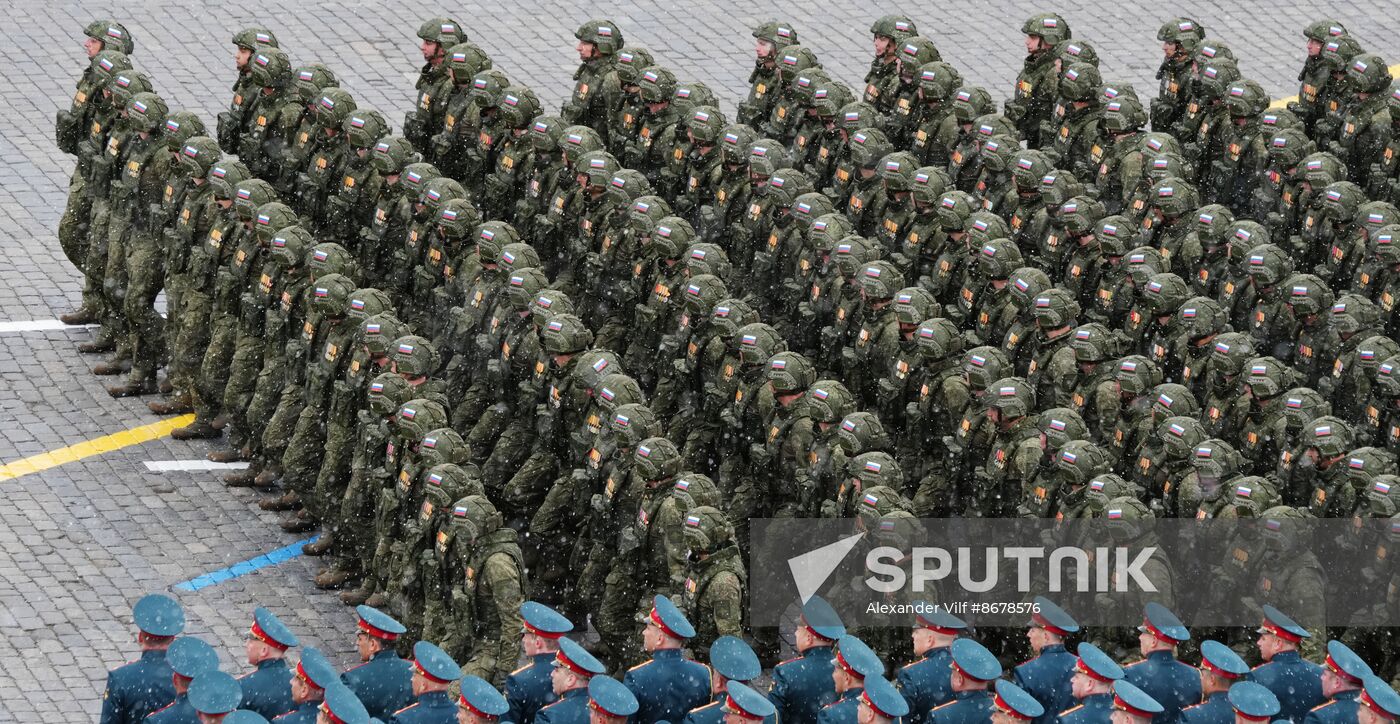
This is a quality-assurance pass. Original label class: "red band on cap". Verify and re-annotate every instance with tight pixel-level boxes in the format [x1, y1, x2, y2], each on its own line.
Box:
[1076, 657, 1113, 683]
[524, 621, 565, 639]
[728, 695, 766, 720]
[1360, 690, 1400, 720]
[590, 698, 626, 718]
[649, 608, 683, 640]
[1324, 654, 1363, 684]
[994, 691, 1034, 721]
[1032, 611, 1071, 637]
[1142, 618, 1179, 644]
[952, 661, 995, 683]
[414, 659, 453, 685]
[1115, 694, 1154, 719]
[1199, 658, 1242, 680]
[320, 701, 348, 724]
[861, 690, 898, 720]
[916, 615, 959, 635]
[1261, 621, 1303, 643]
[1233, 711, 1271, 722]
[555, 650, 594, 677]
[295, 660, 324, 690]
[835, 650, 863, 678]
[250, 621, 289, 651]
[358, 616, 399, 641]
[459, 694, 500, 721]
[803, 621, 837, 642]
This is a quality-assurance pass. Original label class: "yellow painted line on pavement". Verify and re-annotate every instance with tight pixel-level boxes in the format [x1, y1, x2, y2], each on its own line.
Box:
[0, 414, 195, 481]
[1269, 62, 1400, 108]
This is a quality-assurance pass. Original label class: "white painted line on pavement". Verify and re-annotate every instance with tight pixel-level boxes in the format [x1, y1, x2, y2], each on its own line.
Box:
[144, 460, 251, 472]
[0, 319, 97, 333]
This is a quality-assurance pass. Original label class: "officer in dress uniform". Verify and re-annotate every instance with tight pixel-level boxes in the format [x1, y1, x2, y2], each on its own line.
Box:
[1122, 604, 1201, 724]
[928, 639, 1003, 724]
[322, 683, 373, 724]
[1251, 606, 1324, 724]
[457, 675, 512, 724]
[189, 671, 246, 723]
[101, 593, 184, 724]
[588, 676, 641, 724]
[1179, 641, 1250, 724]
[1058, 643, 1124, 724]
[897, 604, 968, 724]
[239, 607, 299, 719]
[390, 641, 461, 723]
[1228, 682, 1281, 724]
[537, 636, 607, 724]
[148, 636, 221, 724]
[1302, 641, 1373, 724]
[623, 595, 712, 724]
[273, 647, 339, 723]
[1110, 681, 1164, 724]
[770, 596, 845, 724]
[343, 606, 416, 721]
[682, 635, 768, 724]
[1358, 676, 1400, 724]
[861, 676, 913, 724]
[509, 602, 575, 724]
[725, 681, 780, 724]
[993, 680, 1047, 724]
[1013, 597, 1081, 724]
[818, 635, 884, 724]
[227, 711, 272, 723]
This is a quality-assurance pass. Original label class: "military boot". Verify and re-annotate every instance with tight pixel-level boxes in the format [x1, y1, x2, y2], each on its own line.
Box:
[60, 309, 98, 325]
[252, 466, 282, 488]
[280, 509, 316, 533]
[91, 358, 131, 375]
[106, 378, 158, 397]
[259, 491, 300, 511]
[147, 394, 193, 415]
[303, 533, 334, 556]
[77, 336, 116, 354]
[223, 467, 260, 487]
[170, 420, 221, 440]
[339, 584, 373, 606]
[207, 445, 251, 463]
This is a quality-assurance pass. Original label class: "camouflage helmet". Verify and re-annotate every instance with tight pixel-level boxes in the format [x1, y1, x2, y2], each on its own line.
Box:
[1282, 273, 1333, 317]
[497, 86, 541, 130]
[503, 267, 549, 309]
[1192, 205, 1236, 247]
[849, 453, 903, 491]
[917, 61, 963, 101]
[1189, 438, 1241, 479]
[447, 495, 502, 548]
[610, 403, 660, 451]
[267, 225, 313, 268]
[871, 15, 918, 41]
[767, 351, 815, 393]
[528, 115, 567, 154]
[859, 261, 906, 300]
[909, 166, 952, 206]
[1022, 13, 1070, 44]
[541, 314, 593, 355]
[1207, 333, 1257, 377]
[231, 26, 278, 50]
[1101, 95, 1148, 133]
[232, 179, 278, 221]
[807, 381, 855, 424]
[879, 152, 923, 192]
[674, 83, 720, 114]
[1084, 476, 1142, 512]
[1347, 53, 1392, 93]
[247, 47, 291, 89]
[575, 19, 624, 55]
[636, 66, 678, 103]
[915, 318, 964, 360]
[1059, 196, 1105, 235]
[979, 135, 1021, 174]
[530, 289, 574, 322]
[1149, 177, 1198, 217]
[679, 274, 728, 315]
[1242, 243, 1293, 287]
[1039, 171, 1085, 210]
[774, 45, 821, 83]
[593, 373, 645, 415]
[419, 177, 466, 217]
[962, 346, 1011, 390]
[444, 43, 492, 84]
[1258, 108, 1303, 133]
[977, 238, 1023, 280]
[125, 92, 167, 133]
[474, 221, 520, 262]
[1361, 476, 1400, 517]
[571, 350, 622, 393]
[574, 150, 621, 187]
[421, 464, 484, 508]
[837, 101, 882, 132]
[1355, 336, 1400, 378]
[313, 88, 357, 130]
[1142, 272, 1190, 316]
[684, 243, 732, 279]
[1218, 476, 1280, 518]
[810, 81, 856, 118]
[747, 138, 793, 177]
[1358, 202, 1400, 241]
[1318, 181, 1365, 222]
[1124, 247, 1166, 286]
[1224, 79, 1270, 118]
[1196, 59, 1242, 100]
[1069, 323, 1117, 364]
[1058, 62, 1101, 102]
[832, 235, 883, 277]
[1055, 440, 1112, 487]
[1142, 152, 1189, 186]
[605, 169, 652, 208]
[753, 21, 800, 48]
[468, 69, 512, 107]
[1298, 151, 1347, 186]
[1157, 416, 1207, 458]
[1150, 383, 1199, 420]
[686, 105, 727, 145]
[834, 411, 892, 456]
[896, 36, 941, 71]
[360, 314, 408, 359]
[1175, 297, 1228, 341]
[85, 20, 134, 54]
[848, 128, 895, 169]
[1032, 288, 1080, 328]
[1378, 356, 1400, 397]
[709, 299, 758, 339]
[207, 159, 251, 200]
[343, 110, 389, 150]
[161, 113, 206, 154]
[791, 193, 837, 231]
[1010, 149, 1054, 187]
[1157, 17, 1205, 50]
[1115, 355, 1162, 396]
[987, 377, 1036, 418]
[560, 125, 606, 162]
[1302, 416, 1353, 458]
[436, 199, 481, 240]
[292, 65, 338, 103]
[719, 124, 759, 165]
[308, 273, 357, 318]
[346, 288, 392, 321]
[1095, 216, 1133, 256]
[892, 288, 937, 326]
[628, 196, 672, 233]
[682, 506, 735, 553]
[416, 428, 468, 468]
[398, 162, 441, 195]
[765, 169, 815, 207]
[634, 437, 682, 482]
[1039, 408, 1088, 450]
[1057, 39, 1099, 67]
[417, 18, 465, 46]
[935, 191, 977, 231]
[1278, 387, 1332, 431]
[650, 217, 696, 259]
[175, 137, 221, 178]
[1244, 357, 1295, 399]
[390, 335, 440, 377]
[306, 242, 357, 280]
[613, 46, 655, 86]
[366, 372, 413, 416]
[669, 471, 721, 512]
[789, 67, 832, 106]
[971, 113, 1018, 143]
[1303, 19, 1348, 42]
[90, 50, 133, 87]
[1330, 294, 1382, 336]
[251, 201, 299, 243]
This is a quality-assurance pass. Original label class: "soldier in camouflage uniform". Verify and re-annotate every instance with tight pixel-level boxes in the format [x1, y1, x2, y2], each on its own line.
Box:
[433, 495, 525, 686]
[678, 505, 746, 657]
[216, 26, 279, 154]
[403, 18, 466, 159]
[562, 20, 625, 144]
[1006, 14, 1070, 148]
[1152, 18, 1206, 136]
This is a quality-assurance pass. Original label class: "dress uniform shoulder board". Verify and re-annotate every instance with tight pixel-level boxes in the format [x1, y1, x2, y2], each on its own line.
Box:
[626, 660, 652, 673]
[777, 656, 804, 667]
[510, 663, 533, 676]
[931, 700, 959, 713]
[1062, 704, 1084, 715]
[394, 703, 418, 715]
[1309, 702, 1332, 712]
[1122, 658, 1147, 668]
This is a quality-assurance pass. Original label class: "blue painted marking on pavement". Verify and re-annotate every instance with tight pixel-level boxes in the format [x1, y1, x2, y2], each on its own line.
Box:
[172, 537, 318, 592]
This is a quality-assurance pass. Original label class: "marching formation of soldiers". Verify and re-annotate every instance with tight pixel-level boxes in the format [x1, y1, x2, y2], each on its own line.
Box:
[60, 10, 1400, 724]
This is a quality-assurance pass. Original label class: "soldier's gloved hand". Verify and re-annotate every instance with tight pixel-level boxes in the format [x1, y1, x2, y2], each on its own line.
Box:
[748, 442, 772, 466]
[718, 407, 741, 430]
[820, 325, 841, 349]
[617, 525, 641, 555]
[876, 378, 901, 404]
[819, 499, 839, 518]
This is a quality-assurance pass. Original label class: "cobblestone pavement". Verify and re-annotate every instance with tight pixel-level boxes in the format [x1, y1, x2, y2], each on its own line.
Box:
[0, 0, 1395, 719]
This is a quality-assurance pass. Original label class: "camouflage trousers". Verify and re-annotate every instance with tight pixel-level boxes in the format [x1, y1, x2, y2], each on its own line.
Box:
[221, 327, 266, 449]
[195, 315, 238, 423]
[301, 409, 356, 524]
[166, 283, 209, 399]
[59, 170, 91, 272]
[119, 228, 165, 383]
[100, 211, 133, 359]
[242, 347, 289, 453]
